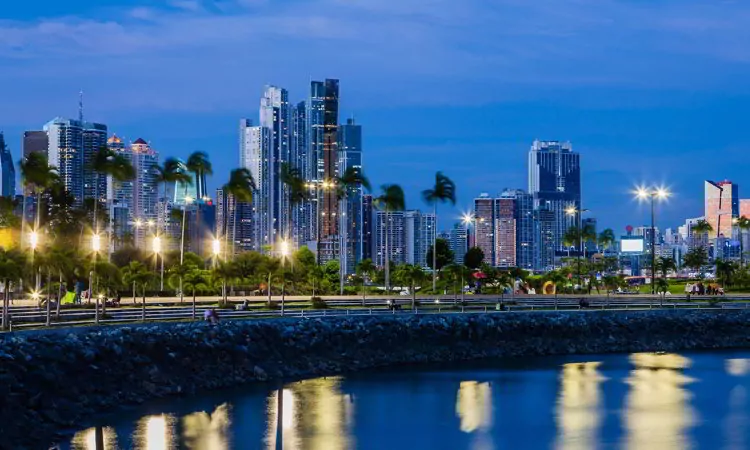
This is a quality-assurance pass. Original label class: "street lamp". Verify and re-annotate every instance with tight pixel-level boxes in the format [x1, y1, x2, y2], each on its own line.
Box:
[179, 196, 194, 304]
[462, 213, 475, 255]
[634, 186, 670, 295]
[29, 230, 41, 296]
[91, 233, 101, 325]
[153, 236, 163, 291]
[280, 240, 290, 316]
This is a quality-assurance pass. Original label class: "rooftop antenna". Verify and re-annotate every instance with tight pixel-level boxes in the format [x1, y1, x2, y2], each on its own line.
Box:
[78, 90, 84, 122]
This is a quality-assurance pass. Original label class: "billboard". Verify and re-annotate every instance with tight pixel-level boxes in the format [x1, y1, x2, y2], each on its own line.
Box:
[621, 237, 644, 254]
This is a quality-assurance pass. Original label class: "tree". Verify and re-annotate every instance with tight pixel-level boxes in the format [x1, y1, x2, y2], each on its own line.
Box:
[394, 264, 426, 310]
[715, 259, 737, 288]
[0, 196, 19, 229]
[463, 246, 484, 270]
[211, 260, 237, 306]
[279, 163, 307, 243]
[123, 261, 154, 320]
[356, 258, 376, 305]
[335, 167, 370, 294]
[598, 228, 616, 253]
[655, 257, 677, 279]
[0, 249, 25, 330]
[374, 184, 406, 294]
[156, 157, 192, 247]
[20, 152, 59, 237]
[183, 268, 210, 319]
[91, 145, 135, 234]
[691, 219, 713, 249]
[422, 172, 456, 291]
[186, 151, 213, 200]
[683, 246, 709, 277]
[426, 238, 455, 275]
[736, 216, 750, 267]
[222, 168, 255, 257]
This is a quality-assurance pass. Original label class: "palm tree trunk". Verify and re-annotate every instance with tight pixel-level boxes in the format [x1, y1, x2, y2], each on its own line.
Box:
[267, 272, 272, 304]
[362, 277, 366, 306]
[412, 282, 416, 311]
[45, 270, 51, 326]
[340, 193, 347, 296]
[141, 287, 146, 321]
[2, 279, 9, 330]
[56, 270, 62, 318]
[180, 207, 187, 304]
[132, 281, 136, 304]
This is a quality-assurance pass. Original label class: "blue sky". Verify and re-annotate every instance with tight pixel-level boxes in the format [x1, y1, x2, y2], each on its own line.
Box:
[2, 0, 750, 233]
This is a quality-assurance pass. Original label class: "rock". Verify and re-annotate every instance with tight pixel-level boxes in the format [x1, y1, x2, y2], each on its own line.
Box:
[253, 366, 268, 380]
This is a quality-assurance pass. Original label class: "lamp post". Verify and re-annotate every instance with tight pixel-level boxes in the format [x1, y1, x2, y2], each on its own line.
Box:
[179, 196, 194, 303]
[91, 234, 101, 325]
[635, 187, 670, 295]
[280, 240, 289, 316]
[153, 236, 163, 291]
[565, 206, 589, 292]
[29, 230, 40, 297]
[212, 238, 224, 304]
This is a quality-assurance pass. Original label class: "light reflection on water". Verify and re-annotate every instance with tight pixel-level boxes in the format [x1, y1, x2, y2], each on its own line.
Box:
[61, 351, 750, 449]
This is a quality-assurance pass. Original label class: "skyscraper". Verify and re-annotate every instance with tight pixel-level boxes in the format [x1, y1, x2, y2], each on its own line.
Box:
[43, 117, 108, 206]
[374, 210, 406, 267]
[23, 131, 48, 158]
[338, 118, 364, 273]
[0, 133, 15, 197]
[240, 119, 271, 251]
[291, 101, 310, 247]
[260, 85, 291, 248]
[528, 140, 581, 253]
[513, 190, 535, 270]
[534, 206, 556, 271]
[705, 180, 738, 240]
[405, 210, 436, 269]
[494, 192, 516, 268]
[474, 193, 494, 265]
[309, 79, 340, 253]
[362, 194, 374, 261]
[449, 222, 468, 265]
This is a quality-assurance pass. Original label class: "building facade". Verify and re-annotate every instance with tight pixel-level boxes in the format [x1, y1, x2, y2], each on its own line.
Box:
[0, 133, 15, 197]
[43, 117, 108, 206]
[260, 85, 291, 249]
[494, 193, 516, 268]
[240, 119, 272, 251]
[474, 194, 495, 265]
[405, 210, 436, 269]
[374, 210, 406, 267]
[528, 140, 581, 253]
[338, 118, 364, 273]
[705, 180, 738, 240]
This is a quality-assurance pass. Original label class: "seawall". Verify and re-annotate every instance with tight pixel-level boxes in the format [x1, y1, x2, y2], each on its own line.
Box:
[2, 309, 750, 449]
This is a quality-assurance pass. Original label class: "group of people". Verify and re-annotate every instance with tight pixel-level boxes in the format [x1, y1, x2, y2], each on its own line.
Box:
[685, 282, 724, 296]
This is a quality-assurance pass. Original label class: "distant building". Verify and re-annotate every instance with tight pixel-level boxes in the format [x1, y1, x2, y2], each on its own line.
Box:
[474, 193, 494, 264]
[534, 206, 556, 271]
[494, 192, 516, 268]
[260, 85, 291, 250]
[374, 210, 405, 267]
[448, 222, 468, 265]
[43, 117, 108, 206]
[22, 131, 48, 159]
[338, 118, 364, 273]
[405, 210, 436, 269]
[240, 119, 272, 251]
[705, 180, 738, 240]
[0, 133, 15, 197]
[582, 217, 598, 254]
[528, 140, 581, 253]
[362, 194, 374, 262]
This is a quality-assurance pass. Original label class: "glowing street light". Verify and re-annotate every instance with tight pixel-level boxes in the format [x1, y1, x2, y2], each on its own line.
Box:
[92, 234, 102, 253]
[29, 231, 39, 250]
[279, 240, 291, 316]
[90, 233, 102, 325]
[212, 238, 221, 257]
[153, 236, 164, 291]
[633, 185, 671, 295]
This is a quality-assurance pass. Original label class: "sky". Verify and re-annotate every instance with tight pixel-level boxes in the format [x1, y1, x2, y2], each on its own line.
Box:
[2, 0, 750, 234]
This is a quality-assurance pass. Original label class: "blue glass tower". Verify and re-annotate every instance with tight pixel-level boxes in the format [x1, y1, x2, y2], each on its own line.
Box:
[0, 132, 15, 198]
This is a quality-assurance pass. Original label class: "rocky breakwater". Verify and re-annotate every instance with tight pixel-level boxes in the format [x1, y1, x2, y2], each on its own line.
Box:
[3, 309, 750, 448]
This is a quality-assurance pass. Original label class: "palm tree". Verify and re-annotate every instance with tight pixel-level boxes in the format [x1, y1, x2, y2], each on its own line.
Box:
[716, 259, 737, 288]
[222, 168, 255, 257]
[20, 152, 58, 238]
[736, 216, 750, 267]
[356, 258, 376, 305]
[422, 172, 456, 291]
[91, 146, 135, 235]
[46, 245, 80, 318]
[655, 256, 677, 279]
[375, 184, 406, 294]
[123, 261, 153, 320]
[335, 167, 371, 295]
[155, 157, 191, 246]
[394, 264, 426, 310]
[0, 249, 25, 330]
[598, 228, 616, 254]
[183, 268, 210, 320]
[279, 163, 308, 243]
[691, 219, 713, 249]
[186, 151, 213, 202]
[211, 260, 237, 306]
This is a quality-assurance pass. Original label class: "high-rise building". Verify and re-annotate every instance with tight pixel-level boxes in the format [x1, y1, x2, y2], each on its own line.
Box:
[240, 119, 272, 251]
[0, 133, 15, 197]
[494, 193, 516, 268]
[23, 131, 48, 158]
[374, 210, 406, 267]
[705, 180, 738, 240]
[291, 101, 310, 246]
[528, 140, 581, 253]
[260, 85, 291, 248]
[309, 79, 340, 249]
[405, 210, 436, 269]
[338, 118, 364, 273]
[474, 193, 494, 265]
[534, 206, 556, 271]
[43, 117, 108, 206]
[449, 222, 468, 265]
[582, 217, 598, 254]
[362, 194, 374, 262]
[512, 190, 535, 270]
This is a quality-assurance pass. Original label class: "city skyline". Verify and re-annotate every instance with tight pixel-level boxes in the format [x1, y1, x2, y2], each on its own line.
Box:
[3, 1, 750, 232]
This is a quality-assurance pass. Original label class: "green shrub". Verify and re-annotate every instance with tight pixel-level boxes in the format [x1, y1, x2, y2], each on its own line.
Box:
[311, 297, 327, 309]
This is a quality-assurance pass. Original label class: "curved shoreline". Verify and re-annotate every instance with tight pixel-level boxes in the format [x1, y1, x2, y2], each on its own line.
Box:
[2, 309, 750, 449]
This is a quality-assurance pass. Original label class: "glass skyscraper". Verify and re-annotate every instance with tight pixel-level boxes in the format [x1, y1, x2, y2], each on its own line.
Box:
[338, 118, 364, 273]
[43, 117, 108, 207]
[0, 133, 15, 198]
[260, 85, 291, 250]
[528, 140, 581, 254]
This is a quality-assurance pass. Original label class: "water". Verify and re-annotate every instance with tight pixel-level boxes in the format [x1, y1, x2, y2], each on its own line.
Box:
[58, 350, 750, 449]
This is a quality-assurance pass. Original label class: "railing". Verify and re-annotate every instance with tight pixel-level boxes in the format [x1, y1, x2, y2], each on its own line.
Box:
[3, 295, 747, 331]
